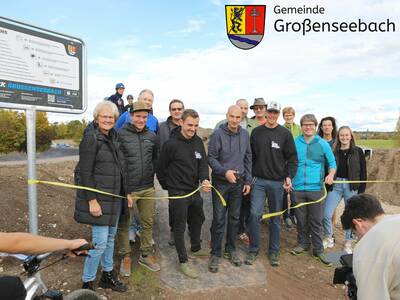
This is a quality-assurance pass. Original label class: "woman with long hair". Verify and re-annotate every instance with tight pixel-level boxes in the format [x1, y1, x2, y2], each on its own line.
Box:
[317, 116, 337, 147]
[322, 126, 367, 254]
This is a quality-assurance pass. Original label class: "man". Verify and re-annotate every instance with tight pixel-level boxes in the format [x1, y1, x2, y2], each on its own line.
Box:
[157, 99, 185, 148]
[250, 97, 267, 125]
[208, 105, 252, 273]
[108, 83, 125, 116]
[156, 99, 185, 246]
[341, 194, 400, 300]
[290, 114, 336, 266]
[282, 106, 302, 228]
[214, 99, 259, 135]
[157, 109, 211, 279]
[117, 101, 160, 275]
[116, 89, 159, 133]
[246, 101, 298, 267]
[124, 94, 134, 112]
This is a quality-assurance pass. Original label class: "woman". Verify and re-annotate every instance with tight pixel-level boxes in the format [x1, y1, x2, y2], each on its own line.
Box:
[322, 126, 367, 254]
[74, 101, 127, 292]
[317, 116, 337, 147]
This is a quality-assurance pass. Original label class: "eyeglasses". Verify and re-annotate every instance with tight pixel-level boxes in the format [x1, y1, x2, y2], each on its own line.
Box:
[99, 115, 114, 120]
[301, 123, 315, 127]
[253, 106, 265, 111]
[171, 107, 183, 112]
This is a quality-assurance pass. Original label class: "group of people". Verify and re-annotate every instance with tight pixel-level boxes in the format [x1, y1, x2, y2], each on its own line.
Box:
[73, 84, 370, 293]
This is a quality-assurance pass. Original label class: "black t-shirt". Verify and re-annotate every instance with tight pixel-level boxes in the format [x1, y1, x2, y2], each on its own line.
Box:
[336, 149, 350, 178]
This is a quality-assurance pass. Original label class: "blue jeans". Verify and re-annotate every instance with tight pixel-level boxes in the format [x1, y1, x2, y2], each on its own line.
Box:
[323, 178, 357, 241]
[248, 178, 283, 254]
[82, 223, 118, 282]
[210, 179, 243, 257]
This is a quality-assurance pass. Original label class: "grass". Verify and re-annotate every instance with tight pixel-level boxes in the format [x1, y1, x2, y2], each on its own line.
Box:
[357, 139, 399, 149]
[130, 264, 163, 297]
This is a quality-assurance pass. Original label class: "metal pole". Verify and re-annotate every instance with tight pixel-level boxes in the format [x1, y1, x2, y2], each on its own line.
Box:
[26, 108, 38, 234]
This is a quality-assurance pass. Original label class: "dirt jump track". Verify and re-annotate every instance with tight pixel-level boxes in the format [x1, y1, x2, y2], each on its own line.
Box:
[0, 149, 399, 299]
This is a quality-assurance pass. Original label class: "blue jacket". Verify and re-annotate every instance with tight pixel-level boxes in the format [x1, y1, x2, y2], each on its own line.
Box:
[292, 135, 336, 191]
[115, 111, 159, 133]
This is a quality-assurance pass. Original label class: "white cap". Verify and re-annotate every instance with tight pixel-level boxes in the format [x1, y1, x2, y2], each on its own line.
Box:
[266, 101, 281, 112]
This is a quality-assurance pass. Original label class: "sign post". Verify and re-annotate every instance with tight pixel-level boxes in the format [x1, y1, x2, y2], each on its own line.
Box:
[0, 16, 86, 233]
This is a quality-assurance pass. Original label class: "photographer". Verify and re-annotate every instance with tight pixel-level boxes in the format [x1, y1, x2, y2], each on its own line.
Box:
[341, 194, 400, 300]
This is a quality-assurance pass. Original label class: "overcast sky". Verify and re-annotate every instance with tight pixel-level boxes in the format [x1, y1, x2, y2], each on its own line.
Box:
[2, 0, 400, 131]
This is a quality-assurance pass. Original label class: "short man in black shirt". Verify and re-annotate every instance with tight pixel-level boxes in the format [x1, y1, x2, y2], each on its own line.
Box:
[245, 100, 298, 267]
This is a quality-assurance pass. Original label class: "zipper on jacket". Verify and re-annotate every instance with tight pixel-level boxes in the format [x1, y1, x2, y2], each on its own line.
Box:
[138, 133, 144, 185]
[304, 142, 308, 190]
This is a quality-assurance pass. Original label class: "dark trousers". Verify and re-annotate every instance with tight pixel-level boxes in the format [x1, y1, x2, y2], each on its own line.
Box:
[210, 179, 243, 257]
[169, 190, 205, 263]
[238, 193, 251, 234]
[292, 190, 324, 254]
[282, 190, 296, 219]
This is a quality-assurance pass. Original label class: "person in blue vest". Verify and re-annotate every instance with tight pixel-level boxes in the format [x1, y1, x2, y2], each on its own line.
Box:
[115, 89, 159, 133]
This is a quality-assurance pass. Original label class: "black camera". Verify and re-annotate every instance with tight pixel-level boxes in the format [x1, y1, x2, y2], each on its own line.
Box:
[333, 254, 357, 300]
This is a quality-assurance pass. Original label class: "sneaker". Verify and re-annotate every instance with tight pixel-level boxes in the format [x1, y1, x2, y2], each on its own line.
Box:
[208, 255, 220, 273]
[119, 255, 132, 277]
[244, 252, 258, 265]
[268, 252, 280, 267]
[99, 270, 127, 293]
[82, 280, 95, 291]
[238, 233, 250, 246]
[224, 251, 242, 267]
[323, 236, 335, 249]
[312, 252, 333, 267]
[129, 229, 136, 243]
[290, 215, 297, 225]
[180, 262, 199, 279]
[284, 217, 293, 228]
[343, 240, 353, 254]
[168, 231, 175, 246]
[189, 248, 209, 258]
[139, 254, 161, 272]
[291, 245, 309, 256]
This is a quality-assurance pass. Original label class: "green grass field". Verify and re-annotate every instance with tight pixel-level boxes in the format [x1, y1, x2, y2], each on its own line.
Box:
[357, 139, 399, 149]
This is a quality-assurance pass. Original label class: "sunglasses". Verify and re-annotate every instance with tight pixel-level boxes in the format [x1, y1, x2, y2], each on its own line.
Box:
[171, 107, 183, 112]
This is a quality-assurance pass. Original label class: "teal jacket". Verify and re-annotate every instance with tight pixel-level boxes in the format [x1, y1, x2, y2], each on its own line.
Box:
[292, 135, 336, 191]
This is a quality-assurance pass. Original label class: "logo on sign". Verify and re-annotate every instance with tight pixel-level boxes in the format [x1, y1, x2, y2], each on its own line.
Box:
[67, 44, 77, 56]
[225, 5, 266, 50]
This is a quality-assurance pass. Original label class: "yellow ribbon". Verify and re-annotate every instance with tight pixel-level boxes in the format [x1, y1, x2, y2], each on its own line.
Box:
[261, 179, 400, 220]
[28, 179, 226, 206]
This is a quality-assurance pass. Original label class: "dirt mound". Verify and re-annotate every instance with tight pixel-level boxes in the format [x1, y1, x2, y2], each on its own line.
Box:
[365, 149, 400, 206]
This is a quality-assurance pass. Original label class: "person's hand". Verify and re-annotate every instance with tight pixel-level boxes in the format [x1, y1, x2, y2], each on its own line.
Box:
[89, 199, 102, 217]
[127, 194, 134, 208]
[325, 174, 334, 185]
[283, 177, 292, 192]
[66, 239, 90, 257]
[201, 180, 211, 193]
[243, 184, 251, 195]
[225, 170, 237, 184]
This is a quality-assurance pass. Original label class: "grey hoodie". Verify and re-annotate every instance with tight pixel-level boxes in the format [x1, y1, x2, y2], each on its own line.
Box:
[208, 122, 252, 185]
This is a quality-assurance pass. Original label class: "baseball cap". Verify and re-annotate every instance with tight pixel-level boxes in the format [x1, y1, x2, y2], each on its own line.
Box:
[266, 101, 281, 112]
[115, 83, 125, 89]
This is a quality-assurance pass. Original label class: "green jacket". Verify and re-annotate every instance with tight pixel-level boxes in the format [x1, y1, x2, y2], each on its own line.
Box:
[214, 117, 259, 135]
[284, 122, 302, 138]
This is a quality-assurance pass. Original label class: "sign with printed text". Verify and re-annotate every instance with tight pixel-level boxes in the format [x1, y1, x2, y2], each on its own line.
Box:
[0, 17, 86, 113]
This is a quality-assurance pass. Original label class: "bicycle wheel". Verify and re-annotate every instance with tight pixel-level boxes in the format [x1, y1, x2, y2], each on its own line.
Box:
[64, 289, 102, 300]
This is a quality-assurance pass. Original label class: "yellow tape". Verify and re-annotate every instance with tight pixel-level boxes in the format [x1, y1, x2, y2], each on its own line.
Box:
[261, 179, 400, 220]
[28, 179, 226, 206]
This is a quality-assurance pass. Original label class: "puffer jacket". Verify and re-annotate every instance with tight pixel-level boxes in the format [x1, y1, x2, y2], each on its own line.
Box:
[118, 123, 158, 193]
[74, 122, 126, 226]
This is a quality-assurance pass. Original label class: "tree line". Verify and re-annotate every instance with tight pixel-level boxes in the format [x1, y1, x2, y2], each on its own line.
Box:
[0, 109, 87, 154]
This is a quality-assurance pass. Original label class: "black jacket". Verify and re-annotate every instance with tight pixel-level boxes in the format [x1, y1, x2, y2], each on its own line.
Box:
[108, 93, 125, 116]
[119, 123, 158, 193]
[74, 122, 126, 226]
[332, 145, 367, 193]
[156, 116, 179, 149]
[157, 126, 209, 192]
